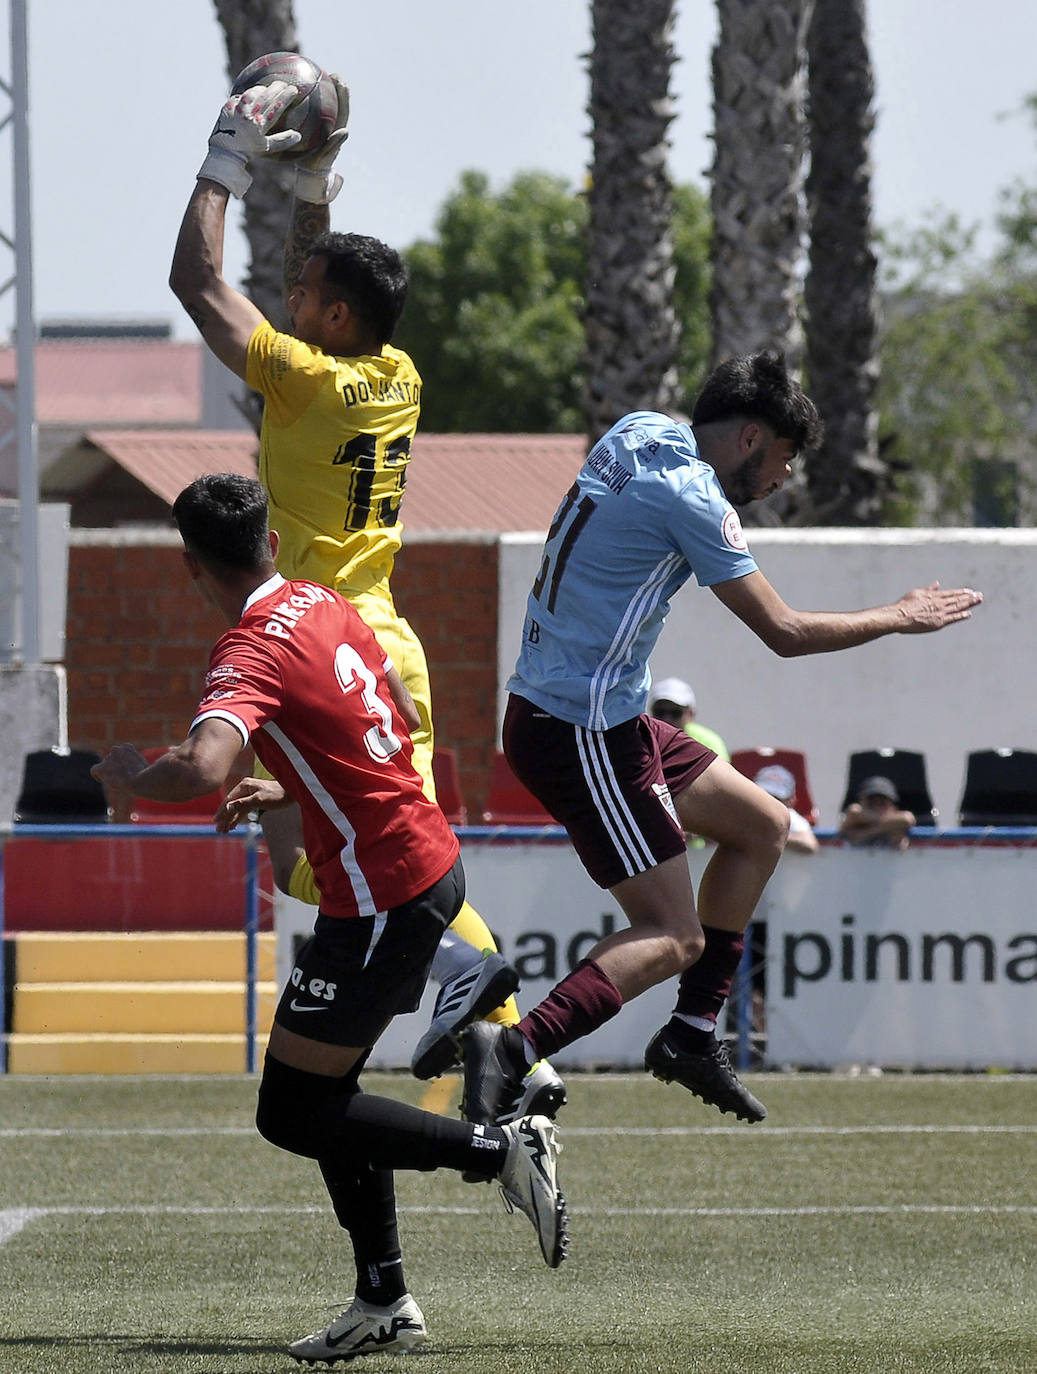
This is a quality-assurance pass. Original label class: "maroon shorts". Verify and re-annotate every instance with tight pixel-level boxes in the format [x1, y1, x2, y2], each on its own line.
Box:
[502, 694, 716, 889]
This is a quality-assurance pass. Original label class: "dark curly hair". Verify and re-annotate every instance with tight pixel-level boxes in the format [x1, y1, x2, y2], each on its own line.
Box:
[311, 231, 409, 344]
[692, 352, 824, 452]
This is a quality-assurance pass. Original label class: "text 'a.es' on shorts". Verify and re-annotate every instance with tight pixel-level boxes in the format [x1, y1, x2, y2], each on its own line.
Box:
[274, 855, 465, 1047]
[502, 694, 715, 890]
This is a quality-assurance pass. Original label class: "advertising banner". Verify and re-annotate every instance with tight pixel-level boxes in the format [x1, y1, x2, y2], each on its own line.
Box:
[274, 837, 1037, 1071]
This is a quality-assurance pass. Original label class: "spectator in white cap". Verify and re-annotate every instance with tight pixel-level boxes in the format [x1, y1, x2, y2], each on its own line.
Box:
[648, 677, 730, 762]
[839, 775, 916, 850]
[753, 764, 818, 854]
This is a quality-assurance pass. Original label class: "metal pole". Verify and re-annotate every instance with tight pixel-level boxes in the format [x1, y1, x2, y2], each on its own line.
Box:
[244, 824, 259, 1073]
[10, 0, 40, 664]
[0, 833, 7, 1074]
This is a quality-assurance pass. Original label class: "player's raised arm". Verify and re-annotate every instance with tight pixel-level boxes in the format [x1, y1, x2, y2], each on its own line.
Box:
[711, 569, 982, 658]
[283, 75, 350, 298]
[170, 82, 301, 378]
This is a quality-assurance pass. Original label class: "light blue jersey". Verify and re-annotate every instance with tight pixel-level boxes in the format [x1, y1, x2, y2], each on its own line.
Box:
[507, 411, 758, 729]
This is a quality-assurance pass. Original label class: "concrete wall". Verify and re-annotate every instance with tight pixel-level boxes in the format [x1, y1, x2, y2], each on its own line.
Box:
[498, 529, 1037, 827]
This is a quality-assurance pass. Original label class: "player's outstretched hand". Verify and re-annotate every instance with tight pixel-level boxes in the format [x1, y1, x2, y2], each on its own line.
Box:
[198, 81, 303, 200]
[896, 582, 983, 633]
[294, 74, 350, 204]
[91, 743, 149, 791]
[214, 776, 290, 833]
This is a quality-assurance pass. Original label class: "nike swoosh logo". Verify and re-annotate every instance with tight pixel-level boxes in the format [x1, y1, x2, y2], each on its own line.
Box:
[661, 1044, 677, 1059]
[326, 1324, 362, 1348]
[289, 999, 330, 1013]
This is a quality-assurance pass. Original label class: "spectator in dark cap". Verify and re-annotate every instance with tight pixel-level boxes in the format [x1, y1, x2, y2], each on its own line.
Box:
[839, 775, 916, 850]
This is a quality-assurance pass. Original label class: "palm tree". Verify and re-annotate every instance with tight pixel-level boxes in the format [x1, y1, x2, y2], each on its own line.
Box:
[709, 0, 813, 367]
[213, 0, 298, 332]
[803, 0, 884, 523]
[583, 0, 681, 441]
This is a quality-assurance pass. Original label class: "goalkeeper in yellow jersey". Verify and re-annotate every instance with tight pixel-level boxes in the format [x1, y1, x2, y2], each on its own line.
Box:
[171, 74, 564, 1123]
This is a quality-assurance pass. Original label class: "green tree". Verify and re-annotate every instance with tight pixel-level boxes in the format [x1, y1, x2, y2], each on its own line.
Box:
[876, 92, 1036, 526]
[878, 212, 1033, 525]
[396, 170, 711, 432]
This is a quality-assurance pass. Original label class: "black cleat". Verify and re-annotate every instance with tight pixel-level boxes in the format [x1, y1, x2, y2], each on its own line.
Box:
[644, 1025, 767, 1122]
[459, 1022, 530, 1125]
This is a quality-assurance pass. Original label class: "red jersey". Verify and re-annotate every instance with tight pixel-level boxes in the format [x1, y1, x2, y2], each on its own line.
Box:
[191, 573, 459, 919]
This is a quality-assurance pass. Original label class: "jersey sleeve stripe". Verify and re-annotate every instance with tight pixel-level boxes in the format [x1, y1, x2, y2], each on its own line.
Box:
[191, 709, 251, 751]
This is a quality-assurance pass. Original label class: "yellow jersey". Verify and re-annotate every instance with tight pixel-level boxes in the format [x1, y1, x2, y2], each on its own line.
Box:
[246, 321, 422, 601]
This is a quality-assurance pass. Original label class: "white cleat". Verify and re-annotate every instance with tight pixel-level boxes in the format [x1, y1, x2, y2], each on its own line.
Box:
[497, 1059, 568, 1125]
[498, 1114, 570, 1268]
[287, 1293, 427, 1364]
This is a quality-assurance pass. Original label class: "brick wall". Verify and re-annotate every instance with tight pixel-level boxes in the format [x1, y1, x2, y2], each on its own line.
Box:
[65, 532, 500, 818]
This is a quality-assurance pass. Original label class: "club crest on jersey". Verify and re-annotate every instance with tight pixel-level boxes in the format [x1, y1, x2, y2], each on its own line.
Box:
[652, 781, 679, 825]
[722, 508, 748, 552]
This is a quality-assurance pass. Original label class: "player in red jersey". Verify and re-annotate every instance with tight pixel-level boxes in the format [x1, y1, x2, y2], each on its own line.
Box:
[91, 474, 568, 1361]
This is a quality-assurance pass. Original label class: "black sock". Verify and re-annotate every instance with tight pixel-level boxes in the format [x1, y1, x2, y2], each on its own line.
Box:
[665, 1017, 715, 1052]
[318, 1157, 407, 1306]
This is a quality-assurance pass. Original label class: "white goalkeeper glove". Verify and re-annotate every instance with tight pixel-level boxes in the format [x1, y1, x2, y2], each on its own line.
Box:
[197, 81, 302, 199]
[293, 74, 350, 204]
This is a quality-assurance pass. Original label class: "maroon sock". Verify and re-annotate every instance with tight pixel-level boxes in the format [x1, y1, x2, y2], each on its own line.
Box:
[673, 925, 745, 1025]
[517, 958, 624, 1060]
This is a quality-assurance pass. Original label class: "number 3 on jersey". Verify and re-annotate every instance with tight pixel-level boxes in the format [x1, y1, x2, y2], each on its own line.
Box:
[532, 483, 597, 613]
[334, 643, 403, 763]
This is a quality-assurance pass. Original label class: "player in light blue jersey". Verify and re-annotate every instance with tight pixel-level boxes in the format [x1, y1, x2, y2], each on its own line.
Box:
[506, 410, 757, 729]
[462, 352, 982, 1126]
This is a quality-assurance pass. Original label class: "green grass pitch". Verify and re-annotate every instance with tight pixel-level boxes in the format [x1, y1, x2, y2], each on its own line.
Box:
[1, 1071, 1034, 1373]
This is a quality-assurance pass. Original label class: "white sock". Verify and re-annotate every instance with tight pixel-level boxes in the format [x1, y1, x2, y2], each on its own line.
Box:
[673, 1012, 716, 1035]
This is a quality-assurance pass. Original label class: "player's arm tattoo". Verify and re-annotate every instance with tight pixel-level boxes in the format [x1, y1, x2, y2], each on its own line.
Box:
[284, 200, 331, 296]
[185, 303, 208, 338]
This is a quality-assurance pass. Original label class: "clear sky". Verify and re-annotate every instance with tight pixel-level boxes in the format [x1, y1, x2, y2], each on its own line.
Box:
[0, 0, 1033, 341]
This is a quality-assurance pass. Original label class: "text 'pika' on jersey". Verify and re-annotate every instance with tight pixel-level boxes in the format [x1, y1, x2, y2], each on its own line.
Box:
[191, 572, 458, 920]
[507, 412, 757, 730]
[247, 322, 422, 602]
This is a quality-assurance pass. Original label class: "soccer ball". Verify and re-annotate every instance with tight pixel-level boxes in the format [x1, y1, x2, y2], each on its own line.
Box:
[230, 52, 337, 162]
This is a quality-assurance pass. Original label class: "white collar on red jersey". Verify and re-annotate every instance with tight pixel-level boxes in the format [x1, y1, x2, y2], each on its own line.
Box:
[242, 571, 286, 614]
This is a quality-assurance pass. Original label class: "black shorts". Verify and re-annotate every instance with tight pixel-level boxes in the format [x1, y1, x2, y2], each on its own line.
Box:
[273, 855, 465, 1047]
[503, 694, 716, 889]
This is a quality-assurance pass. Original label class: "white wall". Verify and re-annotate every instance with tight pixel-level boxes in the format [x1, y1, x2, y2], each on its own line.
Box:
[499, 529, 1037, 827]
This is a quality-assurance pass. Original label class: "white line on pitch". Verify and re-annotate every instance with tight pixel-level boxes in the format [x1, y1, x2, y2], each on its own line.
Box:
[2, 1203, 1035, 1229]
[1, 1123, 1034, 1138]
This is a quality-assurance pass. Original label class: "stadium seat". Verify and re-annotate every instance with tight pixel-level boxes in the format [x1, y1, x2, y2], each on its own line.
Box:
[481, 750, 555, 826]
[958, 748, 1037, 827]
[730, 747, 819, 826]
[431, 747, 467, 825]
[839, 748, 938, 827]
[129, 747, 225, 825]
[14, 748, 110, 824]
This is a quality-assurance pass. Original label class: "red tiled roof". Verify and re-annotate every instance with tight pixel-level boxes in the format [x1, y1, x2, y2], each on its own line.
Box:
[0, 340, 202, 425]
[402, 433, 586, 532]
[61, 429, 587, 533]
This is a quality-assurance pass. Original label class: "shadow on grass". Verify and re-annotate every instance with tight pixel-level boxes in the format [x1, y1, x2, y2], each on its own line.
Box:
[0, 1334, 287, 1358]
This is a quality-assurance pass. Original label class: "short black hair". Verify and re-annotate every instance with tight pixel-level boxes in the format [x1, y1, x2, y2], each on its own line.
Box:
[310, 231, 408, 344]
[692, 351, 824, 452]
[172, 473, 271, 572]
